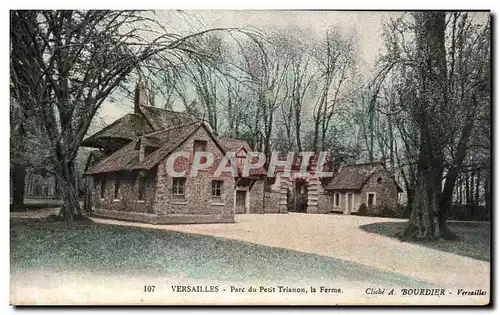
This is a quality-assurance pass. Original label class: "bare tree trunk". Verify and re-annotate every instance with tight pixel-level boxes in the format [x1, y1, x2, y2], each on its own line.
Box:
[475, 170, 480, 205]
[485, 169, 491, 217]
[397, 165, 441, 240]
[459, 174, 463, 205]
[11, 164, 26, 209]
[397, 12, 449, 241]
[465, 171, 471, 204]
[54, 160, 82, 220]
[439, 167, 459, 239]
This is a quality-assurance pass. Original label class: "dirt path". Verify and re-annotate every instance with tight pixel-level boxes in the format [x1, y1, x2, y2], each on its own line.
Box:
[91, 213, 490, 290]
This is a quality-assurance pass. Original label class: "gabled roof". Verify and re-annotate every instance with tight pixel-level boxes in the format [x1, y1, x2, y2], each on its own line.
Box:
[219, 138, 253, 153]
[219, 138, 267, 177]
[84, 122, 230, 175]
[81, 113, 153, 148]
[132, 122, 202, 170]
[325, 161, 401, 191]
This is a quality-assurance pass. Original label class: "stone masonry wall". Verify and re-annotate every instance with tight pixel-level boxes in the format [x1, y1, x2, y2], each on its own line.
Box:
[92, 169, 157, 213]
[153, 127, 235, 221]
[249, 179, 264, 213]
[263, 191, 281, 213]
[317, 192, 332, 214]
[359, 170, 399, 210]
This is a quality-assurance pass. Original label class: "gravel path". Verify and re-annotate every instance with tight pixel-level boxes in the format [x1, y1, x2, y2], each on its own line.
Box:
[10, 211, 490, 305]
[91, 213, 490, 290]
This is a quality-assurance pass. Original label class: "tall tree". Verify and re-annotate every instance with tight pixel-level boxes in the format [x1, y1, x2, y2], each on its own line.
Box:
[10, 10, 234, 219]
[371, 12, 490, 239]
[311, 29, 356, 151]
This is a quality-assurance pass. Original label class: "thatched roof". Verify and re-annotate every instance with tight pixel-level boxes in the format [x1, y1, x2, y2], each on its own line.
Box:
[325, 162, 397, 191]
[139, 105, 197, 130]
[85, 141, 140, 175]
[85, 122, 229, 174]
[84, 150, 108, 172]
[82, 106, 198, 149]
[81, 113, 153, 148]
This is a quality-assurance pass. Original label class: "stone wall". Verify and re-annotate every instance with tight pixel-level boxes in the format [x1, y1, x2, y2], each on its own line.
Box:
[360, 170, 399, 210]
[153, 127, 235, 222]
[263, 191, 281, 213]
[328, 190, 361, 214]
[91, 169, 157, 213]
[317, 192, 332, 214]
[249, 179, 264, 213]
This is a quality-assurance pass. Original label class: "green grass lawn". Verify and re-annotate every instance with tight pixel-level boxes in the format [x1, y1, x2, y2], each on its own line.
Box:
[359, 221, 491, 262]
[11, 217, 431, 287]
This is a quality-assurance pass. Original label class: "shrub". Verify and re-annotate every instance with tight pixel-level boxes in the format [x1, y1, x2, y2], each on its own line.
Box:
[357, 203, 402, 218]
[358, 203, 368, 216]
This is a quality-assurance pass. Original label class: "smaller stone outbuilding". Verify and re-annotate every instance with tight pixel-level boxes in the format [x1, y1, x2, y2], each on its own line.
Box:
[218, 138, 281, 214]
[324, 162, 402, 214]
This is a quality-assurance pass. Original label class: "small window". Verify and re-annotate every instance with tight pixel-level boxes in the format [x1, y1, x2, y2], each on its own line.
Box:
[334, 193, 340, 207]
[138, 177, 146, 201]
[368, 193, 376, 207]
[236, 153, 246, 168]
[377, 177, 383, 184]
[114, 178, 120, 200]
[211, 180, 223, 198]
[100, 178, 106, 199]
[172, 178, 186, 198]
[193, 140, 207, 152]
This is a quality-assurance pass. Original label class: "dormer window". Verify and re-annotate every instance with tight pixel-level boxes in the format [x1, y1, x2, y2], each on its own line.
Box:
[377, 177, 383, 184]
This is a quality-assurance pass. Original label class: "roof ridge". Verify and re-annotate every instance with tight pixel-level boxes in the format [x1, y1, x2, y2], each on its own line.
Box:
[142, 121, 201, 137]
[139, 104, 193, 115]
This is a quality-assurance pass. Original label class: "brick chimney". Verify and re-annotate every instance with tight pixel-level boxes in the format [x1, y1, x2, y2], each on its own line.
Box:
[134, 81, 148, 113]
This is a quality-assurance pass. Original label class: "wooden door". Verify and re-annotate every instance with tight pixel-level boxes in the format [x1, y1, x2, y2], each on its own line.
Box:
[346, 193, 353, 214]
[235, 191, 247, 214]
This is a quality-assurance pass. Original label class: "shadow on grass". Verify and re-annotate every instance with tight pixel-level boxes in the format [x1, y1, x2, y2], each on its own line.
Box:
[359, 221, 490, 262]
[11, 217, 432, 287]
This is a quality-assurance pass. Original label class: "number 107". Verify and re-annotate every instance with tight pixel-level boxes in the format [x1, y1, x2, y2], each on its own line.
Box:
[144, 285, 155, 292]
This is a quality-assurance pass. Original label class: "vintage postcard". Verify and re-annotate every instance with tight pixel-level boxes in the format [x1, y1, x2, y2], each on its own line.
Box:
[10, 9, 491, 306]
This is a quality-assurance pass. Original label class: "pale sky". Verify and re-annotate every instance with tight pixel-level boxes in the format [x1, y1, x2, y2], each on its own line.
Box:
[97, 10, 396, 127]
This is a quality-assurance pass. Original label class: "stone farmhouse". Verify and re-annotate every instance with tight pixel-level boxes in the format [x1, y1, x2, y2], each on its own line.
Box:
[272, 160, 402, 215]
[324, 162, 403, 214]
[82, 83, 402, 224]
[82, 83, 281, 224]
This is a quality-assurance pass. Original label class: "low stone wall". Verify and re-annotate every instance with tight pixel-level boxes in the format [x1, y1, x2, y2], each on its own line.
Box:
[92, 208, 235, 224]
